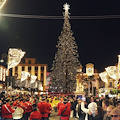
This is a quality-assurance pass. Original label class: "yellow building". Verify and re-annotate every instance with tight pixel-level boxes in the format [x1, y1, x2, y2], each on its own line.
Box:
[12, 58, 48, 91]
[0, 65, 7, 91]
[75, 63, 99, 96]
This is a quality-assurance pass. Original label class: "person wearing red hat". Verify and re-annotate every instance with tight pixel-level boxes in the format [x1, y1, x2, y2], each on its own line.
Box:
[2, 98, 15, 120]
[46, 99, 52, 119]
[37, 97, 50, 120]
[30, 104, 42, 120]
[57, 99, 64, 110]
[58, 98, 71, 120]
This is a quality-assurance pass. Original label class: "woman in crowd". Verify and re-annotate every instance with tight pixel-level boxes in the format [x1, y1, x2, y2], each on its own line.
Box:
[94, 106, 104, 120]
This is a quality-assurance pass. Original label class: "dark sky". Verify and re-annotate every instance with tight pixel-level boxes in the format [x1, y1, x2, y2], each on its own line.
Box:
[0, 0, 120, 72]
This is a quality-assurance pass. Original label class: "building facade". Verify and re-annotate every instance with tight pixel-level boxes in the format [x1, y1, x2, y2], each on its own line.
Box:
[75, 63, 99, 96]
[12, 58, 48, 91]
[0, 65, 7, 92]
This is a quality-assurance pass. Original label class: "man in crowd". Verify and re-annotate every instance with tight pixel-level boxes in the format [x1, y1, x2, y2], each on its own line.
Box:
[37, 97, 50, 120]
[58, 98, 71, 120]
[2, 98, 15, 120]
[103, 105, 115, 120]
[73, 97, 78, 118]
[111, 107, 120, 120]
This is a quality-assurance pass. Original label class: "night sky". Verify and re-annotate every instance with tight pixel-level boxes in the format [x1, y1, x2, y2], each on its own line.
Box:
[0, 0, 120, 72]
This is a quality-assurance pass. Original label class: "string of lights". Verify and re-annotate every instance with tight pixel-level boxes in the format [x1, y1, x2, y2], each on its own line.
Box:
[1, 13, 120, 19]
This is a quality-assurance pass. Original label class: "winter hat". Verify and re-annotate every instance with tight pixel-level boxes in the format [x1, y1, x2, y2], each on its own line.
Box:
[88, 102, 97, 115]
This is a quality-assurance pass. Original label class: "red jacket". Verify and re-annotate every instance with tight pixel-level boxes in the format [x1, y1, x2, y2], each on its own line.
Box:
[67, 102, 71, 108]
[47, 103, 52, 111]
[2, 103, 15, 119]
[57, 102, 64, 110]
[58, 104, 71, 120]
[24, 101, 32, 113]
[37, 101, 50, 118]
[30, 111, 42, 120]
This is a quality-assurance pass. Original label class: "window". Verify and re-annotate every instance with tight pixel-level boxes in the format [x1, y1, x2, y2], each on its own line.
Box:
[22, 67, 24, 71]
[41, 67, 44, 71]
[28, 60, 31, 64]
[41, 73, 43, 78]
[28, 67, 31, 71]
[109, 82, 112, 87]
[15, 67, 18, 71]
[35, 67, 38, 71]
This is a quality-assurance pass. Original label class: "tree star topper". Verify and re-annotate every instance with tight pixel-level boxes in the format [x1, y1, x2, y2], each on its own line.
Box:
[63, 3, 70, 17]
[63, 3, 70, 11]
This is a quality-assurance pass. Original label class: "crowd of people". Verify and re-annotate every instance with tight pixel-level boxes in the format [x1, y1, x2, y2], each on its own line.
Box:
[0, 92, 120, 120]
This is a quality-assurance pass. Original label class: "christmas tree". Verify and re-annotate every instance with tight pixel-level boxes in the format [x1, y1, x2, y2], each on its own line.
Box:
[49, 3, 80, 93]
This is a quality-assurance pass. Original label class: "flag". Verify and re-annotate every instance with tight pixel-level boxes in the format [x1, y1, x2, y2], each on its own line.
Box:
[31, 75, 37, 84]
[21, 71, 30, 82]
[99, 71, 108, 83]
[105, 66, 117, 80]
[7, 48, 25, 70]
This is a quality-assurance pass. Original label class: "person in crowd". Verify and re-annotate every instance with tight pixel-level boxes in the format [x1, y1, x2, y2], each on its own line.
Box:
[19, 98, 26, 120]
[103, 105, 115, 120]
[0, 98, 3, 120]
[81, 100, 97, 120]
[69, 97, 74, 117]
[24, 98, 32, 120]
[116, 100, 120, 109]
[94, 106, 104, 120]
[37, 97, 50, 120]
[76, 99, 84, 120]
[112, 97, 117, 107]
[30, 104, 42, 120]
[46, 99, 52, 119]
[90, 96, 95, 102]
[110, 107, 120, 120]
[2, 97, 15, 120]
[52, 97, 59, 112]
[58, 98, 71, 120]
[57, 99, 63, 111]
[102, 99, 110, 114]
[73, 97, 78, 118]
[99, 95, 105, 107]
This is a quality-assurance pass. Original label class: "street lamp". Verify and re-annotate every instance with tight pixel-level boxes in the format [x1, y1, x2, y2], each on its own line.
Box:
[0, 53, 8, 67]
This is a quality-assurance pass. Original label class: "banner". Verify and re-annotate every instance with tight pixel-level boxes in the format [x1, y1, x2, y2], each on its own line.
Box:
[7, 48, 25, 70]
[31, 75, 37, 84]
[105, 66, 117, 80]
[99, 71, 108, 83]
[21, 71, 30, 82]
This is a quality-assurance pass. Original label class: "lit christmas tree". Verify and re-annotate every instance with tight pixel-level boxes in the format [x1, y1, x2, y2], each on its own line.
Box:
[49, 3, 80, 93]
